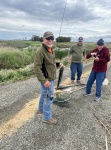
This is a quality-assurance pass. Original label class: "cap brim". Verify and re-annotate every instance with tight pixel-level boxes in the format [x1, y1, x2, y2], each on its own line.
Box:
[44, 33, 54, 38]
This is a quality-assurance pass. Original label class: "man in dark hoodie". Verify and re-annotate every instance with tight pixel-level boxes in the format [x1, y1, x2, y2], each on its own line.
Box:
[34, 31, 61, 125]
[84, 38, 110, 101]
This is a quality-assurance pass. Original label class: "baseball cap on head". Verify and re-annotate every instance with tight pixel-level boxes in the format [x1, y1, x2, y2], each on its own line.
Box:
[78, 37, 83, 42]
[43, 31, 54, 38]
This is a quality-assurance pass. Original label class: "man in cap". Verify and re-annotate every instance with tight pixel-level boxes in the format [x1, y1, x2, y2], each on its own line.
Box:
[34, 31, 61, 125]
[84, 38, 110, 101]
[68, 36, 86, 84]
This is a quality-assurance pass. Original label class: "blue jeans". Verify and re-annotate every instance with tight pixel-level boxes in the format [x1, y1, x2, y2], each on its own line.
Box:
[38, 80, 54, 120]
[86, 70, 106, 98]
[70, 62, 83, 81]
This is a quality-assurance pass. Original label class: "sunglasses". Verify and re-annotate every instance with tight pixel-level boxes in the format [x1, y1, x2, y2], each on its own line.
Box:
[46, 36, 54, 40]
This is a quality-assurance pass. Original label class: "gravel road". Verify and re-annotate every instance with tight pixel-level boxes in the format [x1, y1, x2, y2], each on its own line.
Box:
[0, 62, 111, 150]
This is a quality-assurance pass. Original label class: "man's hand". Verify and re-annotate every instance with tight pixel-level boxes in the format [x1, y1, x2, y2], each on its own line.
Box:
[91, 52, 97, 56]
[93, 56, 99, 61]
[68, 57, 71, 64]
[60, 63, 65, 68]
[85, 59, 88, 64]
[44, 81, 51, 88]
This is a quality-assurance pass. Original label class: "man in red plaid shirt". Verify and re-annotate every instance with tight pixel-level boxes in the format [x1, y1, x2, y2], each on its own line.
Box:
[84, 38, 110, 101]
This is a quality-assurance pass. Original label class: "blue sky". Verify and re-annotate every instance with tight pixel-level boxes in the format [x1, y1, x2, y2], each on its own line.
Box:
[0, 0, 111, 42]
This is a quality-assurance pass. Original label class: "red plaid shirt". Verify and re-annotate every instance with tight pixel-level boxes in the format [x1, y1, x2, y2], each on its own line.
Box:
[86, 46, 110, 72]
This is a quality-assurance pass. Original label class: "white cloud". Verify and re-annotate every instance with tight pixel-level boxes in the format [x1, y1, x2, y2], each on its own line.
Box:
[0, 0, 111, 41]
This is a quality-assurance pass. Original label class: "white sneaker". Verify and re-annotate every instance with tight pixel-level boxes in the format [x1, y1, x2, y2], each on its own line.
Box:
[83, 93, 91, 96]
[94, 97, 100, 101]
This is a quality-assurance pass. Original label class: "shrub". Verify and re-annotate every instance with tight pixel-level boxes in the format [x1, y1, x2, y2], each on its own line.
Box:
[54, 48, 69, 60]
[23, 48, 36, 63]
[0, 64, 34, 82]
[0, 48, 31, 69]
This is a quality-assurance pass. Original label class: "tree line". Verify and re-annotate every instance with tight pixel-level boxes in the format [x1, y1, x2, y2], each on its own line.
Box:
[31, 35, 71, 42]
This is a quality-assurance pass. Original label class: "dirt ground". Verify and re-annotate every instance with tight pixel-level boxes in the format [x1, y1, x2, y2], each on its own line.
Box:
[0, 62, 111, 150]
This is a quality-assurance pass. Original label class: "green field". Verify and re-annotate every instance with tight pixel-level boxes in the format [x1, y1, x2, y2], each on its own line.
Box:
[0, 40, 111, 83]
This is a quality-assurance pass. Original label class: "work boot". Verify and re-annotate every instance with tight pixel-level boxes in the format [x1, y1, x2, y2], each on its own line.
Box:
[37, 110, 43, 116]
[42, 118, 57, 125]
[76, 80, 81, 84]
[69, 81, 74, 85]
